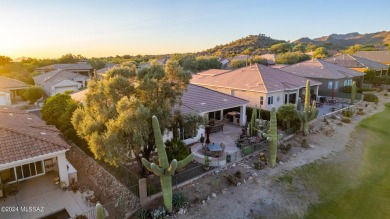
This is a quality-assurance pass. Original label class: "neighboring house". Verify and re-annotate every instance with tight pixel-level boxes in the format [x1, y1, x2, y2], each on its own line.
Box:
[96, 63, 120, 79]
[281, 59, 365, 94]
[71, 84, 248, 145]
[156, 57, 169, 65]
[191, 64, 322, 111]
[353, 51, 390, 66]
[324, 54, 388, 76]
[33, 70, 89, 96]
[0, 76, 30, 106]
[260, 53, 277, 65]
[35, 60, 94, 77]
[0, 108, 73, 192]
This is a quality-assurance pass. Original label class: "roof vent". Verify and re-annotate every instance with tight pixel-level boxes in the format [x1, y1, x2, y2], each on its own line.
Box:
[201, 102, 206, 105]
[40, 132, 47, 135]
[223, 98, 228, 102]
[8, 113, 14, 117]
[27, 117, 32, 120]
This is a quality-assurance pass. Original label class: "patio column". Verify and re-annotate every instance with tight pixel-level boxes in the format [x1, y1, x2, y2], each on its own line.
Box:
[240, 104, 247, 126]
[220, 110, 223, 121]
[315, 85, 319, 98]
[57, 153, 69, 186]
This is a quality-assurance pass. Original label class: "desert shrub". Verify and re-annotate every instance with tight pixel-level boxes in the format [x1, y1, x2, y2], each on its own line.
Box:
[135, 209, 151, 219]
[235, 171, 242, 178]
[341, 117, 352, 123]
[358, 87, 377, 93]
[280, 143, 292, 154]
[22, 86, 43, 104]
[172, 192, 186, 208]
[241, 146, 253, 156]
[385, 93, 388, 96]
[341, 86, 352, 93]
[151, 206, 166, 219]
[363, 93, 379, 103]
[357, 108, 365, 115]
[165, 139, 190, 162]
[193, 197, 201, 204]
[387, 88, 390, 92]
[378, 88, 384, 92]
[385, 102, 390, 108]
[342, 108, 354, 118]
[372, 76, 385, 85]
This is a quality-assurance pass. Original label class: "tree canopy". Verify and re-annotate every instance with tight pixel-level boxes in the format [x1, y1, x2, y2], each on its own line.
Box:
[270, 43, 292, 54]
[276, 52, 310, 64]
[229, 60, 247, 68]
[23, 86, 43, 104]
[195, 57, 221, 71]
[72, 61, 191, 168]
[0, 55, 12, 65]
[312, 47, 329, 59]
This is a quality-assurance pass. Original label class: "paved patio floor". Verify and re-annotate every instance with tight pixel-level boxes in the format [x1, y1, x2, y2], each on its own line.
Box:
[0, 173, 94, 219]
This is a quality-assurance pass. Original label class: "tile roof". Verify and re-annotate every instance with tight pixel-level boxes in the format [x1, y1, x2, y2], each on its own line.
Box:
[191, 64, 321, 93]
[354, 51, 390, 64]
[33, 70, 88, 87]
[36, 63, 93, 71]
[0, 76, 30, 90]
[0, 108, 70, 165]
[281, 59, 365, 80]
[324, 54, 388, 71]
[71, 84, 248, 114]
[177, 84, 248, 114]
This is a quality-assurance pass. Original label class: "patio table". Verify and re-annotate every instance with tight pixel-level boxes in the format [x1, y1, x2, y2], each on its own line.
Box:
[207, 143, 222, 152]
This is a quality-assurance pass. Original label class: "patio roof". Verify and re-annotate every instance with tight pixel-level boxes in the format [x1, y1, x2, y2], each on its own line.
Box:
[176, 84, 248, 114]
[0, 108, 70, 166]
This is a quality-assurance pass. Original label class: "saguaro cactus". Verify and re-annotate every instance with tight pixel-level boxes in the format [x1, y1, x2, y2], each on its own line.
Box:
[95, 202, 104, 219]
[351, 81, 356, 104]
[142, 116, 195, 212]
[295, 80, 319, 136]
[262, 107, 283, 167]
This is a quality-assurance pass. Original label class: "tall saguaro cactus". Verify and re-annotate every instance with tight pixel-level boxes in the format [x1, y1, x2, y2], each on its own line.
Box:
[351, 81, 356, 104]
[295, 80, 319, 136]
[262, 107, 283, 167]
[141, 116, 195, 212]
[95, 202, 105, 219]
[250, 107, 258, 136]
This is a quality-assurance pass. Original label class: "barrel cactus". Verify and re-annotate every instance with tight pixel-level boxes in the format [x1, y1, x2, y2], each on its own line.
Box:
[262, 107, 283, 167]
[142, 116, 195, 212]
[295, 80, 319, 136]
[351, 81, 356, 104]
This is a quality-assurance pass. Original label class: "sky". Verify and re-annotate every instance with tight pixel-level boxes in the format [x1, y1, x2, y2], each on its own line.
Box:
[0, 0, 389, 59]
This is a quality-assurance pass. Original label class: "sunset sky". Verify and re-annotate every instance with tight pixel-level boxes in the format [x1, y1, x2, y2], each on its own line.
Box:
[1, 0, 389, 59]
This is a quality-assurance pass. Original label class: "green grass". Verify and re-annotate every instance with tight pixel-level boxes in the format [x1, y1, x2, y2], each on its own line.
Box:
[302, 102, 390, 218]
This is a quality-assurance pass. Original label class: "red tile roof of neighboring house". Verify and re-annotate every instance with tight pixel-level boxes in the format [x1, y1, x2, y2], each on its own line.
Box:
[324, 54, 388, 71]
[354, 51, 390, 64]
[0, 76, 30, 91]
[191, 64, 321, 92]
[281, 59, 365, 79]
[0, 108, 70, 165]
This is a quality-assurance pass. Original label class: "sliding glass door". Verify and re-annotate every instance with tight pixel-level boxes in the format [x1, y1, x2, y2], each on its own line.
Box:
[0, 160, 45, 183]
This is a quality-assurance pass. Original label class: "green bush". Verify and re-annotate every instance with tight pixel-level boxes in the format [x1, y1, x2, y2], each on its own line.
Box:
[385, 102, 390, 108]
[378, 88, 384, 92]
[135, 209, 150, 219]
[172, 192, 186, 208]
[246, 107, 270, 121]
[165, 139, 190, 163]
[22, 86, 44, 104]
[341, 117, 352, 123]
[301, 139, 309, 148]
[358, 87, 377, 93]
[341, 86, 352, 93]
[385, 93, 388, 96]
[363, 93, 379, 103]
[278, 174, 293, 184]
[342, 108, 354, 118]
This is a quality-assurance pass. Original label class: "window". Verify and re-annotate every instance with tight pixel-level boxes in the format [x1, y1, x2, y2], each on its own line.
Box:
[348, 79, 353, 85]
[260, 96, 264, 105]
[344, 80, 348, 86]
[328, 81, 333, 89]
[268, 96, 273, 105]
[335, 81, 339, 89]
[285, 94, 288, 104]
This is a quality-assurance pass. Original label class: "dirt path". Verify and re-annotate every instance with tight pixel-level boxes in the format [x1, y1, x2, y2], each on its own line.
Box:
[177, 93, 389, 219]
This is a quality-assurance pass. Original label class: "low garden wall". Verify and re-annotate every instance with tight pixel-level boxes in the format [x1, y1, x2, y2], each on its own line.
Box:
[66, 145, 140, 214]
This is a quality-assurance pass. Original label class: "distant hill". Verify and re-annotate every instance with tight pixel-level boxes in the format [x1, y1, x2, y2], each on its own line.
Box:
[294, 31, 390, 47]
[199, 34, 284, 57]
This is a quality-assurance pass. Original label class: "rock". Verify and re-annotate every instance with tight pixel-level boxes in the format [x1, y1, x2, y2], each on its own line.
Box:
[248, 176, 253, 181]
[309, 145, 316, 148]
[292, 153, 297, 158]
[178, 208, 186, 214]
[237, 182, 241, 186]
[279, 161, 284, 165]
[202, 200, 206, 204]
[207, 196, 210, 201]
[252, 172, 258, 177]
[243, 179, 246, 184]
[232, 164, 236, 167]
[212, 193, 217, 198]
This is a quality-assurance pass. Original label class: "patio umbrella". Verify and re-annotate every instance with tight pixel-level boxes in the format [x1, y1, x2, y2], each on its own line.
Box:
[205, 126, 211, 144]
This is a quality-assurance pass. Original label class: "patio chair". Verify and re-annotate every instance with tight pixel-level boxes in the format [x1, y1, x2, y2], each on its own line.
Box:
[89, 193, 100, 206]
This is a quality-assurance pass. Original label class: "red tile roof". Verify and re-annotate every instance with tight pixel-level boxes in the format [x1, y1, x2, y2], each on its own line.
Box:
[191, 64, 321, 92]
[0, 108, 70, 165]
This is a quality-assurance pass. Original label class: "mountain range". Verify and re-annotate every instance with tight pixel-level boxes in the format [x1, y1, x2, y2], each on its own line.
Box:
[294, 31, 390, 47]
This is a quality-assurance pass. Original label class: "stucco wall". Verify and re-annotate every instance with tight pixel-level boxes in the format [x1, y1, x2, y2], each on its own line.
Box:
[0, 91, 11, 106]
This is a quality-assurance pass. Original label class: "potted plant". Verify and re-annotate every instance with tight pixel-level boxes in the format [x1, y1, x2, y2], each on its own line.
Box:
[203, 156, 210, 171]
[199, 134, 205, 145]
[60, 181, 67, 191]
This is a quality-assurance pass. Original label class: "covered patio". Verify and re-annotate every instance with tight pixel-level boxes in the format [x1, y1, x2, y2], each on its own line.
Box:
[0, 173, 94, 219]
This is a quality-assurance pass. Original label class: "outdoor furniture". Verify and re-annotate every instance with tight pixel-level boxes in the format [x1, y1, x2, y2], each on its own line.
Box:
[89, 194, 100, 206]
[207, 143, 222, 157]
[52, 177, 60, 185]
[82, 190, 94, 202]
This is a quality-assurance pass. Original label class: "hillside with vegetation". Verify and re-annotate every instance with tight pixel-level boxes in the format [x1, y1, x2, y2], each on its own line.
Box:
[294, 31, 390, 47]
